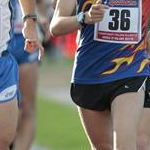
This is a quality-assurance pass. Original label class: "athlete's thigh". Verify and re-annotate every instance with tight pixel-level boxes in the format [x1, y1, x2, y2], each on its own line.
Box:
[111, 90, 144, 139]
[138, 108, 150, 143]
[0, 98, 18, 141]
[19, 62, 38, 110]
[78, 107, 113, 147]
[138, 77, 150, 141]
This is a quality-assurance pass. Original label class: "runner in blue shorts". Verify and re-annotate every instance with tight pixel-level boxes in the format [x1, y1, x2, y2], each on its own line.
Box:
[0, 0, 43, 150]
[9, 1, 39, 150]
[50, 0, 150, 149]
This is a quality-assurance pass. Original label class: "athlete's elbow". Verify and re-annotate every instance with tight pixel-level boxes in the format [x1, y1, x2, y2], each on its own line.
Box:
[49, 23, 62, 37]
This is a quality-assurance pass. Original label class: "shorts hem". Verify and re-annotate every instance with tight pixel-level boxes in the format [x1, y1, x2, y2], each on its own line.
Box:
[0, 93, 20, 106]
[0, 94, 17, 104]
[71, 100, 107, 111]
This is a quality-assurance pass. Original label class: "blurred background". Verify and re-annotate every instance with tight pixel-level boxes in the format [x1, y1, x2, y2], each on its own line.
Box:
[33, 31, 90, 150]
[30, 1, 90, 148]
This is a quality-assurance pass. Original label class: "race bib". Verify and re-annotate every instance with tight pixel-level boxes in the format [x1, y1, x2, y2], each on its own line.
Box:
[94, 0, 142, 44]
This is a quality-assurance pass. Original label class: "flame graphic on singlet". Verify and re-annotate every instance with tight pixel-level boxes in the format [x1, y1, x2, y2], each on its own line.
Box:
[80, 0, 150, 75]
[102, 41, 149, 75]
[81, 0, 93, 11]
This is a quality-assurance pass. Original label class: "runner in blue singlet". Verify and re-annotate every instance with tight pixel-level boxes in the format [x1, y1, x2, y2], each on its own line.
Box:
[50, 0, 150, 149]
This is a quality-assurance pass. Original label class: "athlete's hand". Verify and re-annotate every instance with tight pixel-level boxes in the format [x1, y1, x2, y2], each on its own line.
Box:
[146, 30, 150, 63]
[22, 19, 44, 60]
[84, 0, 109, 24]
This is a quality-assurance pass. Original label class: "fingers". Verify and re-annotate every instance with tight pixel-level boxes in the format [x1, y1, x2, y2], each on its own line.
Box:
[92, 3, 109, 10]
[24, 39, 44, 60]
[90, 9, 105, 16]
[24, 40, 37, 53]
[38, 43, 44, 60]
[85, 0, 109, 24]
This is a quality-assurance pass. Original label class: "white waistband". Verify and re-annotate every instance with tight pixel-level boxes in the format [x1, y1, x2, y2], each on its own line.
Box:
[0, 44, 8, 53]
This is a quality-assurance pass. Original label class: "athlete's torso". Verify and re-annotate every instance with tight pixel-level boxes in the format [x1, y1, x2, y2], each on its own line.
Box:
[0, 0, 12, 49]
[72, 0, 150, 84]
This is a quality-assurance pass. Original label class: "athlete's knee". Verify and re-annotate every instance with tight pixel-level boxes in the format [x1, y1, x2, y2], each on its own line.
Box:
[137, 134, 150, 150]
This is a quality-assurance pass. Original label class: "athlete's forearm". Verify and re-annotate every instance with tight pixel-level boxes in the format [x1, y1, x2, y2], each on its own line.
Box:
[50, 0, 108, 37]
[49, 0, 80, 37]
[50, 16, 81, 37]
[18, 0, 36, 16]
[18, 0, 37, 28]
[18, 0, 44, 56]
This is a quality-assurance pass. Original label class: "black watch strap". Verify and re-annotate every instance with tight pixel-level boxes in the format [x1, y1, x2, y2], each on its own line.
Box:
[23, 14, 37, 23]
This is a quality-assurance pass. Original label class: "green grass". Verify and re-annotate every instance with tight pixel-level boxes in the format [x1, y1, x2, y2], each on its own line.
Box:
[36, 98, 90, 150]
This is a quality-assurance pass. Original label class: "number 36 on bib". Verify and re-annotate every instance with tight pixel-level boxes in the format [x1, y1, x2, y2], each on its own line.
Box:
[94, 0, 142, 44]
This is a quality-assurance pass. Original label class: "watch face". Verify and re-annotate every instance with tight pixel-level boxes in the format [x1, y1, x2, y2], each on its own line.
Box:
[78, 13, 83, 21]
[77, 12, 84, 23]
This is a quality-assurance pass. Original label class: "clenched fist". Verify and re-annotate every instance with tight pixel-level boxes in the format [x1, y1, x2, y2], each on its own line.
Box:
[84, 0, 109, 24]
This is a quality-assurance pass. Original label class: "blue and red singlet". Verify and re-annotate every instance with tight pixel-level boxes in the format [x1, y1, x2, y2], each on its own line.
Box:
[71, 0, 150, 84]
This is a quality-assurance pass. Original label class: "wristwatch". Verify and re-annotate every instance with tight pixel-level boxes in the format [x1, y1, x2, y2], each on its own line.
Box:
[76, 12, 86, 27]
[22, 14, 37, 23]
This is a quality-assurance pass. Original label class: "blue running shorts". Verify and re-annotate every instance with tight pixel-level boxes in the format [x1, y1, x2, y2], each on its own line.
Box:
[0, 52, 21, 104]
[10, 34, 39, 65]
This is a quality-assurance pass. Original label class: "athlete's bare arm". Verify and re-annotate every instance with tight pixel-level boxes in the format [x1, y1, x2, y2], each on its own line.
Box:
[50, 0, 78, 36]
[18, 0, 44, 58]
[50, 0, 109, 37]
[18, 0, 36, 16]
